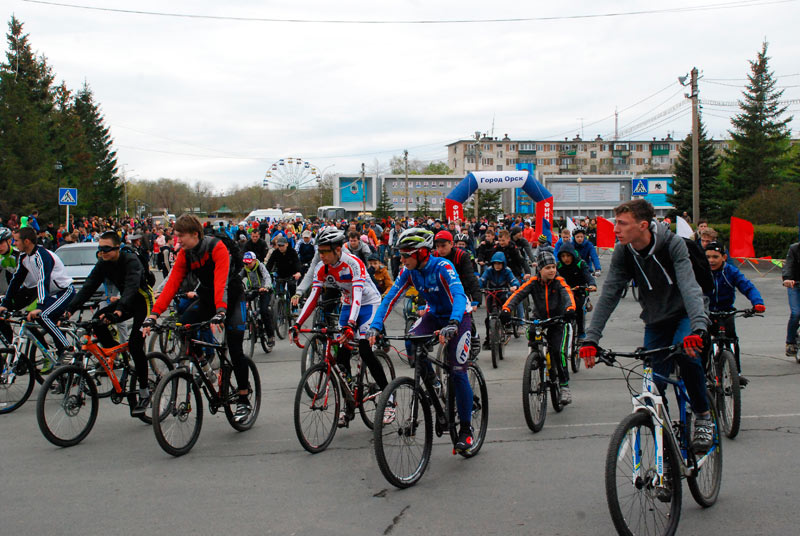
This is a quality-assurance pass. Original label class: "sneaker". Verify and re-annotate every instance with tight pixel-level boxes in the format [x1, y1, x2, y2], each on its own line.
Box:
[382, 405, 396, 425]
[234, 400, 251, 423]
[482, 339, 491, 350]
[738, 374, 749, 387]
[786, 343, 797, 357]
[559, 386, 572, 406]
[454, 425, 474, 453]
[267, 337, 275, 349]
[692, 417, 714, 454]
[131, 392, 151, 417]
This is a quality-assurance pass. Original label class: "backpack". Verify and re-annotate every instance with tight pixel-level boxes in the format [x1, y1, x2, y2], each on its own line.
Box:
[212, 230, 244, 275]
[121, 245, 156, 288]
[624, 233, 714, 294]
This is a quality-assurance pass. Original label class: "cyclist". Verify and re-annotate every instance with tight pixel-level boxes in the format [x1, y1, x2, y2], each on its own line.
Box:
[344, 230, 372, 265]
[241, 251, 276, 351]
[495, 230, 531, 281]
[479, 252, 519, 349]
[266, 235, 302, 297]
[0, 226, 75, 363]
[578, 199, 714, 453]
[571, 227, 602, 275]
[433, 231, 480, 304]
[782, 240, 800, 357]
[510, 226, 536, 266]
[366, 228, 475, 453]
[0, 227, 22, 345]
[500, 249, 576, 405]
[296, 230, 316, 275]
[556, 242, 597, 340]
[63, 231, 155, 415]
[534, 234, 554, 257]
[289, 227, 391, 424]
[142, 214, 252, 422]
[243, 229, 269, 262]
[704, 241, 765, 385]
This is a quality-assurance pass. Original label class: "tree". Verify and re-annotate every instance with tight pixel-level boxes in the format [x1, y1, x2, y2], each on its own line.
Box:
[463, 190, 503, 221]
[390, 154, 424, 175]
[725, 40, 793, 198]
[414, 192, 432, 219]
[422, 161, 453, 175]
[374, 184, 393, 220]
[667, 115, 723, 220]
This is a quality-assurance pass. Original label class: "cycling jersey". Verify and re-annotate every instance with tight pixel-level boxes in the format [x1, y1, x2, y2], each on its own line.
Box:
[0, 247, 20, 284]
[296, 251, 381, 326]
[371, 256, 467, 328]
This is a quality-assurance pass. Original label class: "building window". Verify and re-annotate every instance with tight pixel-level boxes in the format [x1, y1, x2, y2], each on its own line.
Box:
[590, 151, 597, 159]
[497, 151, 503, 157]
[550, 158, 557, 165]
[497, 165, 503, 171]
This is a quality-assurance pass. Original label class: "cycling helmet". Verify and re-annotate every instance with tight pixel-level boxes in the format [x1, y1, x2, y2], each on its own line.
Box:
[396, 228, 434, 250]
[454, 233, 469, 243]
[315, 226, 346, 246]
[243, 251, 257, 263]
[434, 230, 453, 243]
[572, 226, 586, 236]
[0, 227, 11, 242]
[537, 234, 548, 244]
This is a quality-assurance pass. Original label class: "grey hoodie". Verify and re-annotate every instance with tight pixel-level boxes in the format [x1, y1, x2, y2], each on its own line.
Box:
[585, 220, 708, 344]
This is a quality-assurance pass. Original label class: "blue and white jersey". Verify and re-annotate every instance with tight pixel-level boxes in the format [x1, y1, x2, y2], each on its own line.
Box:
[371, 256, 468, 328]
[1, 245, 73, 306]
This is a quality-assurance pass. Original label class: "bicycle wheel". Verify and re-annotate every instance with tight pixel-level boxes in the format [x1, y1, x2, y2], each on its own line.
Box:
[294, 363, 340, 453]
[152, 368, 204, 457]
[489, 318, 501, 369]
[715, 349, 741, 439]
[259, 317, 270, 354]
[126, 352, 174, 425]
[222, 357, 261, 431]
[36, 365, 99, 447]
[0, 350, 35, 414]
[159, 327, 179, 356]
[244, 317, 257, 359]
[358, 349, 396, 430]
[373, 377, 432, 488]
[405, 316, 418, 334]
[447, 362, 488, 458]
[687, 398, 723, 507]
[606, 411, 682, 536]
[300, 335, 326, 378]
[275, 297, 288, 340]
[522, 350, 547, 433]
[569, 322, 581, 373]
[549, 367, 564, 413]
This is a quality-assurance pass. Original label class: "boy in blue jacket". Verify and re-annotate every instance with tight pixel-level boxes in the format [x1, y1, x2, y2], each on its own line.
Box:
[705, 241, 766, 385]
[479, 252, 519, 348]
[572, 227, 601, 274]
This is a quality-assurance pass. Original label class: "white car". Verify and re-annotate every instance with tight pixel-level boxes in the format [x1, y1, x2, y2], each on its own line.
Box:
[55, 242, 105, 302]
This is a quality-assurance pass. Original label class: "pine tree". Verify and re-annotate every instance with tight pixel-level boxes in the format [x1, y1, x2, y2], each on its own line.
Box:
[414, 192, 432, 219]
[667, 115, 723, 220]
[374, 184, 394, 220]
[725, 40, 793, 197]
[74, 81, 121, 216]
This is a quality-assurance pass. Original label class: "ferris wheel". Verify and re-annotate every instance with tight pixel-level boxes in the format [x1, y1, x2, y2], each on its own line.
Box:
[262, 157, 322, 194]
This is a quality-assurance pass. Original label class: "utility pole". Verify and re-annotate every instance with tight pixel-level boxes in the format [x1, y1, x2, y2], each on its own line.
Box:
[614, 108, 619, 141]
[360, 162, 366, 218]
[404, 149, 409, 219]
[690, 67, 700, 224]
[474, 131, 481, 219]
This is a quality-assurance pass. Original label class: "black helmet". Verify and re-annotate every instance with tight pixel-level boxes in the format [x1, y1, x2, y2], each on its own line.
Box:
[572, 226, 586, 236]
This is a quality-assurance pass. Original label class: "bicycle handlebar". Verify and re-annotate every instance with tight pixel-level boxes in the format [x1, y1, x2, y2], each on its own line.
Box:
[511, 316, 567, 327]
[596, 344, 680, 366]
[709, 308, 761, 319]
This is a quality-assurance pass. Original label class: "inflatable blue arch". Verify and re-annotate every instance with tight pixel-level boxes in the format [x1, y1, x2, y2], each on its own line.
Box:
[445, 170, 555, 240]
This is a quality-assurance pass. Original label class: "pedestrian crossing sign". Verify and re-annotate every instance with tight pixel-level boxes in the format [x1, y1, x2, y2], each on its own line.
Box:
[632, 178, 648, 196]
[59, 188, 78, 206]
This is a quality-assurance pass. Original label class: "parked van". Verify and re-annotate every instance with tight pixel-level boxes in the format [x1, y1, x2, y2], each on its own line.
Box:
[245, 209, 283, 222]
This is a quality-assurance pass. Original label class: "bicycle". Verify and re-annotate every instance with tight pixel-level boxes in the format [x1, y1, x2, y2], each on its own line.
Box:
[708, 308, 761, 439]
[481, 288, 515, 369]
[150, 318, 261, 456]
[35, 319, 173, 447]
[292, 326, 395, 453]
[272, 276, 296, 340]
[243, 288, 270, 358]
[372, 332, 488, 488]
[299, 297, 341, 376]
[517, 316, 568, 433]
[568, 285, 596, 374]
[595, 344, 722, 536]
[402, 293, 425, 333]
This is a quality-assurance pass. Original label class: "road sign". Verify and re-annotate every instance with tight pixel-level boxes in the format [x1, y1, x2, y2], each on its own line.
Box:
[59, 188, 78, 206]
[632, 178, 648, 196]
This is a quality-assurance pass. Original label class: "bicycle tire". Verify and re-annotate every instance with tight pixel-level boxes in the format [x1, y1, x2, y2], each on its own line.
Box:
[36, 364, 99, 447]
[715, 349, 741, 439]
[294, 363, 340, 453]
[259, 318, 270, 354]
[0, 350, 35, 414]
[687, 397, 723, 507]
[631, 282, 639, 301]
[222, 358, 261, 431]
[512, 319, 520, 339]
[126, 352, 174, 425]
[244, 318, 257, 360]
[404, 316, 418, 334]
[373, 376, 432, 488]
[447, 362, 488, 458]
[358, 349, 396, 430]
[522, 350, 547, 433]
[152, 368, 204, 457]
[490, 318, 501, 369]
[300, 335, 326, 378]
[549, 367, 564, 413]
[605, 411, 682, 536]
[569, 322, 581, 374]
[275, 297, 288, 340]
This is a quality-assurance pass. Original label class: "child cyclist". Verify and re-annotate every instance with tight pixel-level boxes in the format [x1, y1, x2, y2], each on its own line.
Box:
[479, 252, 519, 350]
[500, 249, 577, 405]
[240, 251, 276, 351]
[705, 241, 765, 385]
[367, 228, 475, 452]
[556, 242, 597, 340]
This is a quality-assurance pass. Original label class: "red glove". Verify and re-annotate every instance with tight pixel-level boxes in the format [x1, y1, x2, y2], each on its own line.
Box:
[753, 304, 766, 313]
[337, 323, 356, 345]
[579, 344, 598, 368]
[683, 331, 705, 358]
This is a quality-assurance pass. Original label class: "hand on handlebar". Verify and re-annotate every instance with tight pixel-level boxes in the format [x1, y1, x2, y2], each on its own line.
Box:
[291, 295, 301, 307]
[753, 304, 766, 313]
[336, 322, 356, 345]
[579, 342, 599, 368]
[140, 315, 158, 337]
[682, 330, 706, 359]
[366, 327, 380, 347]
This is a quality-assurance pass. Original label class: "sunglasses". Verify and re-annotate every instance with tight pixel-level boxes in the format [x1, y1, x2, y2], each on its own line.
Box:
[97, 245, 119, 253]
[399, 251, 416, 258]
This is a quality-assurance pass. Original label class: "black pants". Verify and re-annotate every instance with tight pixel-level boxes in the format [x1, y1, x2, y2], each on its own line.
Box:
[573, 290, 587, 337]
[180, 296, 250, 391]
[257, 292, 275, 338]
[94, 292, 151, 389]
[529, 324, 570, 386]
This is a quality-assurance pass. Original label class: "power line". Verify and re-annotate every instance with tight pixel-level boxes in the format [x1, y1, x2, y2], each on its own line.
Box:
[21, 0, 795, 24]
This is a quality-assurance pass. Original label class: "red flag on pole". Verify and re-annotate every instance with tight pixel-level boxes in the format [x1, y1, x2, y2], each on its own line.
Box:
[729, 216, 755, 258]
[596, 217, 615, 248]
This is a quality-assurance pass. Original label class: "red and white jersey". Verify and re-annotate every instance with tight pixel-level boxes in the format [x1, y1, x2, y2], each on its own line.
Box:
[296, 251, 381, 326]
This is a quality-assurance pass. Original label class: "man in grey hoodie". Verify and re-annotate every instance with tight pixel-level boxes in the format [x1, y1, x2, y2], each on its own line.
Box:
[579, 199, 713, 453]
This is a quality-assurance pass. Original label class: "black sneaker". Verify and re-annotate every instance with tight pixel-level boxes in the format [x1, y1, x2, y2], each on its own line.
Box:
[454, 424, 474, 453]
[738, 374, 749, 387]
[267, 337, 275, 349]
[693, 417, 714, 454]
[234, 399, 252, 423]
[131, 392, 151, 417]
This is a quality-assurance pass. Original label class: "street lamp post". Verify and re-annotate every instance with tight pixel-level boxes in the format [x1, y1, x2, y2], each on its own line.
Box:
[54, 161, 63, 224]
[576, 176, 583, 222]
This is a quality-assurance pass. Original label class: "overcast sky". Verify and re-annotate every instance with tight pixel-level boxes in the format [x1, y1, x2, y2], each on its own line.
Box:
[4, 0, 799, 191]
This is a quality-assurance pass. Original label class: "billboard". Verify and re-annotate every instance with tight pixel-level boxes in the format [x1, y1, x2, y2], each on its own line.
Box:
[339, 176, 370, 203]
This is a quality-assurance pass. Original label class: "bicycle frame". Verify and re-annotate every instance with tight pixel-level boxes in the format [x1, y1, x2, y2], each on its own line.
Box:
[74, 324, 131, 395]
[173, 323, 230, 404]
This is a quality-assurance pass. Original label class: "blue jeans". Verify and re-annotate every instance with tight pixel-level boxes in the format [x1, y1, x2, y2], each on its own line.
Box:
[786, 288, 800, 344]
[643, 316, 709, 414]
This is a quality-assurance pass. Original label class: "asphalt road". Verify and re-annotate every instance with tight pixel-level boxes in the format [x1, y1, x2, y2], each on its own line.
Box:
[1, 266, 799, 536]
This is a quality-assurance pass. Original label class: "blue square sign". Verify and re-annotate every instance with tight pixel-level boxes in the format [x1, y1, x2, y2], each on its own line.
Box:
[632, 178, 648, 196]
[59, 188, 78, 206]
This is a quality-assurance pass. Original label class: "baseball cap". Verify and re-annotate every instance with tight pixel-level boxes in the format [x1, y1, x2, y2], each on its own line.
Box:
[243, 251, 257, 263]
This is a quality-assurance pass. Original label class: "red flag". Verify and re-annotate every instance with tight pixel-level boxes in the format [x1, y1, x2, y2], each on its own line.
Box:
[729, 216, 755, 258]
[596, 216, 615, 248]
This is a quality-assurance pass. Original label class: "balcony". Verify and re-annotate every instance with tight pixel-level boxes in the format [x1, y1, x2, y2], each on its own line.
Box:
[559, 163, 580, 172]
[612, 150, 630, 158]
[651, 145, 670, 156]
[518, 149, 537, 155]
[613, 163, 630, 171]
